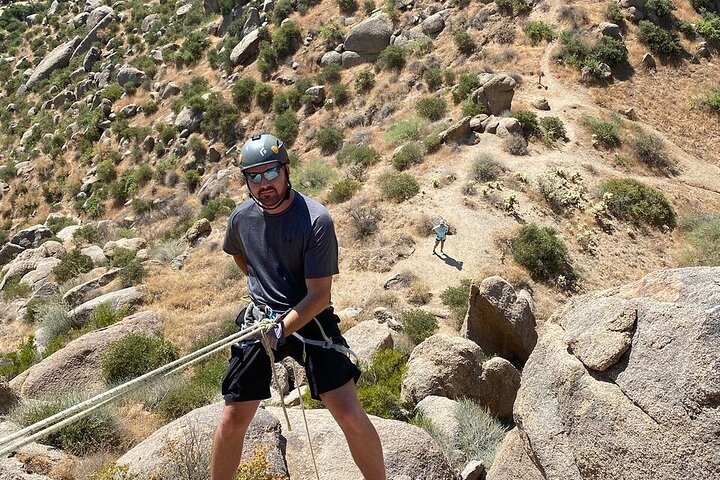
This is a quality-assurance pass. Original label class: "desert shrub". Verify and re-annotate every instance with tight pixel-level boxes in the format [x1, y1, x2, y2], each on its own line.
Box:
[348, 201, 382, 238]
[557, 30, 591, 66]
[678, 213, 720, 266]
[645, 0, 675, 18]
[539, 116, 567, 143]
[119, 259, 146, 288]
[606, 2, 625, 23]
[392, 142, 425, 171]
[453, 399, 508, 468]
[296, 158, 335, 193]
[337, 144, 382, 166]
[201, 94, 238, 143]
[510, 110, 541, 139]
[155, 355, 226, 420]
[73, 224, 100, 244]
[631, 131, 674, 171]
[274, 110, 299, 145]
[319, 21, 345, 49]
[100, 83, 124, 103]
[583, 116, 621, 148]
[45, 216, 77, 234]
[637, 20, 682, 57]
[511, 224, 573, 281]
[174, 31, 210, 67]
[504, 134, 528, 155]
[380, 172, 420, 201]
[700, 88, 720, 112]
[0, 336, 37, 379]
[592, 36, 628, 67]
[452, 74, 481, 104]
[423, 66, 443, 91]
[697, 14, 720, 41]
[273, 0, 294, 24]
[440, 278, 471, 320]
[461, 99, 487, 117]
[327, 178, 361, 203]
[691, 0, 720, 12]
[232, 77, 257, 111]
[13, 394, 123, 454]
[383, 116, 428, 144]
[454, 31, 476, 54]
[254, 83, 274, 111]
[416, 96, 447, 121]
[320, 62, 343, 84]
[53, 249, 93, 283]
[337, 0, 358, 14]
[102, 333, 178, 383]
[495, 0, 530, 15]
[407, 281, 432, 305]
[357, 349, 408, 420]
[316, 126, 344, 154]
[355, 68, 375, 92]
[200, 197, 236, 221]
[331, 83, 350, 105]
[90, 303, 131, 329]
[525, 21, 556, 45]
[599, 178, 676, 228]
[402, 309, 438, 344]
[376, 45, 406, 71]
[257, 41, 278, 77]
[423, 129, 443, 153]
[470, 153, 505, 182]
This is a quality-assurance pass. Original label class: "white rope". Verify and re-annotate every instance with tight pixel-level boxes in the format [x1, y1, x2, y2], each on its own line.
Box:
[0, 319, 276, 458]
[296, 344, 321, 480]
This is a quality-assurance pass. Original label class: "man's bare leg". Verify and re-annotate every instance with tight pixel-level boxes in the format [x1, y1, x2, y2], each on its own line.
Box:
[321, 380, 386, 480]
[210, 400, 261, 480]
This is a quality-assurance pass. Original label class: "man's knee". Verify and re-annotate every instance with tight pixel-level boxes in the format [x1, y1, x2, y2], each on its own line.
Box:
[217, 401, 259, 433]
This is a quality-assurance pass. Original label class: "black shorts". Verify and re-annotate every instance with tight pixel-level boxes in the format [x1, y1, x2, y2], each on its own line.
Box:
[221, 307, 361, 402]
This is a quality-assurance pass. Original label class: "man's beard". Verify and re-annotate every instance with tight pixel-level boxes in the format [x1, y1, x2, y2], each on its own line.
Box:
[257, 183, 287, 208]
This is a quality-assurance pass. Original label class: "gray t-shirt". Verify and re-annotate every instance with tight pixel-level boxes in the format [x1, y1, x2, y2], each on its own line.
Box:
[223, 191, 339, 311]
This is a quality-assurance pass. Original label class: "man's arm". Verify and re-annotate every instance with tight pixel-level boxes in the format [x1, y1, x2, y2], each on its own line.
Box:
[280, 275, 332, 335]
[232, 254, 249, 275]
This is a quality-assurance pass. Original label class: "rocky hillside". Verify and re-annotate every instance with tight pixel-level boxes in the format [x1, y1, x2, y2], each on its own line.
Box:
[0, 0, 719, 476]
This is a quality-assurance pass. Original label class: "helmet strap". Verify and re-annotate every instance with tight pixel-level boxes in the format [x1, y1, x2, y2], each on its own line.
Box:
[246, 165, 293, 212]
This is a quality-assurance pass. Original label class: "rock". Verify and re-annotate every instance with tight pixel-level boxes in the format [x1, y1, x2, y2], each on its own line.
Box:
[341, 50, 378, 67]
[305, 85, 325, 104]
[462, 460, 487, 480]
[471, 74, 516, 116]
[174, 105, 203, 132]
[421, 12, 445, 35]
[80, 245, 108, 266]
[0, 242, 25, 266]
[141, 12, 161, 32]
[197, 168, 234, 204]
[439, 116, 472, 144]
[142, 135, 155, 152]
[86, 5, 113, 30]
[67, 285, 148, 326]
[1, 241, 65, 290]
[103, 237, 146, 257]
[344, 13, 393, 54]
[627, 6, 645, 21]
[20, 257, 60, 291]
[531, 98, 549, 110]
[162, 82, 181, 99]
[230, 29, 261, 65]
[62, 267, 121, 308]
[184, 218, 212, 245]
[320, 50, 343, 66]
[642, 52, 656, 69]
[0, 378, 19, 414]
[26, 37, 81, 89]
[580, 62, 612, 83]
[242, 7, 262, 37]
[460, 277, 537, 365]
[501, 267, 720, 480]
[176, 3, 193, 16]
[598, 22, 622, 40]
[73, 11, 114, 58]
[117, 403, 287, 478]
[415, 395, 462, 445]
[495, 117, 522, 138]
[9, 310, 161, 398]
[391, 27, 430, 48]
[265, 407, 457, 478]
[373, 307, 402, 329]
[204, 0, 220, 14]
[343, 320, 394, 365]
[206, 145, 221, 163]
[116, 65, 146, 87]
[486, 428, 543, 480]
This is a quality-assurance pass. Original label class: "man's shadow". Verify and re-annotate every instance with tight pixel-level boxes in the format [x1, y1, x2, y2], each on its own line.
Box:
[434, 252, 463, 270]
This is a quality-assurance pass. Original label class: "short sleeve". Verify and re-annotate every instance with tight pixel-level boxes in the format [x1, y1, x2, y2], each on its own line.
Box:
[223, 208, 245, 256]
[304, 211, 339, 279]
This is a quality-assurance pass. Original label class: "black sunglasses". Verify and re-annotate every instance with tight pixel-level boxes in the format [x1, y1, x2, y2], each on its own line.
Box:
[245, 165, 282, 184]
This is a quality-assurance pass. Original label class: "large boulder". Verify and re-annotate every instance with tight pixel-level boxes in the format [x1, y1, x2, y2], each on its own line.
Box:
[73, 12, 115, 58]
[0, 241, 65, 290]
[471, 74, 516, 116]
[344, 13, 393, 54]
[230, 29, 261, 66]
[174, 106, 203, 133]
[116, 65, 146, 87]
[10, 225, 54, 249]
[492, 267, 720, 479]
[486, 428, 543, 480]
[67, 285, 148, 326]
[0, 242, 25, 266]
[439, 116, 472, 145]
[9, 310, 162, 398]
[265, 407, 457, 479]
[401, 334, 520, 419]
[460, 277, 537, 365]
[343, 319, 395, 365]
[62, 267, 121, 308]
[86, 5, 113, 30]
[25, 37, 81, 90]
[117, 403, 287, 478]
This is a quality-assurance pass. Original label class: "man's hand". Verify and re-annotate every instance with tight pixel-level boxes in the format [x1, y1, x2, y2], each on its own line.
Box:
[247, 320, 285, 350]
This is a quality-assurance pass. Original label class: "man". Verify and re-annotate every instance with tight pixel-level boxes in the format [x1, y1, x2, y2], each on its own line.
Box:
[210, 134, 386, 480]
[432, 219, 449, 255]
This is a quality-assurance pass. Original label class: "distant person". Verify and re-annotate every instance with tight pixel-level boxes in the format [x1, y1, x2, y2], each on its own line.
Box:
[210, 133, 386, 480]
[432, 219, 449, 255]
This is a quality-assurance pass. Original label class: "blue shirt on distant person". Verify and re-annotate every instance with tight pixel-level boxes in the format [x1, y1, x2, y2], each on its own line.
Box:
[433, 223, 448, 240]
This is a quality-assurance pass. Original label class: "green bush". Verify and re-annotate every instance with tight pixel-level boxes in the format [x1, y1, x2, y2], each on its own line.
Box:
[423, 129, 443, 153]
[257, 41, 278, 77]
[599, 178, 677, 228]
[0, 336, 37, 379]
[645, 0, 675, 18]
[452, 73, 481, 104]
[119, 259, 146, 287]
[337, 0, 358, 14]
[184, 170, 201, 192]
[416, 96, 447, 121]
[272, 20, 301, 58]
[201, 94, 238, 143]
[232, 77, 257, 111]
[392, 142, 425, 171]
[539, 116, 568, 142]
[319, 21, 345, 50]
[697, 14, 720, 41]
[102, 333, 178, 383]
[273, 0, 294, 25]
[510, 110, 541, 139]
[402, 309, 438, 344]
[91, 303, 130, 329]
[631, 131, 674, 171]
[461, 99, 487, 117]
[511, 224, 573, 281]
[383, 116, 428, 144]
[583, 116, 621, 148]
[316, 126, 344, 154]
[525, 21, 556, 45]
[557, 30, 591, 66]
[440, 279, 471, 320]
[700, 88, 720, 112]
[100, 83, 124, 103]
[357, 349, 408, 420]
[13, 394, 123, 454]
[45, 216, 77, 234]
[504, 134, 528, 155]
[592, 36, 628, 67]
[327, 178, 361, 203]
[679, 214, 720, 266]
[377, 45, 406, 71]
[174, 31, 210, 67]
[296, 158, 335, 193]
[454, 31, 476, 54]
[471, 153, 505, 182]
[331, 83, 350, 106]
[337, 144, 382, 166]
[637, 20, 682, 57]
[691, 0, 720, 13]
[74, 224, 100, 244]
[274, 110, 299, 145]
[142, 99, 159, 116]
[155, 355, 226, 420]
[380, 172, 420, 202]
[53, 249, 93, 283]
[254, 83, 274, 111]
[423, 66, 443, 91]
[606, 2, 625, 23]
[355, 68, 375, 93]
[320, 62, 343, 84]
[200, 197, 236, 221]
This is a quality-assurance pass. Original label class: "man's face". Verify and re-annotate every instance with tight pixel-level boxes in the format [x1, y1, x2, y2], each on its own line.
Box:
[245, 162, 287, 207]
